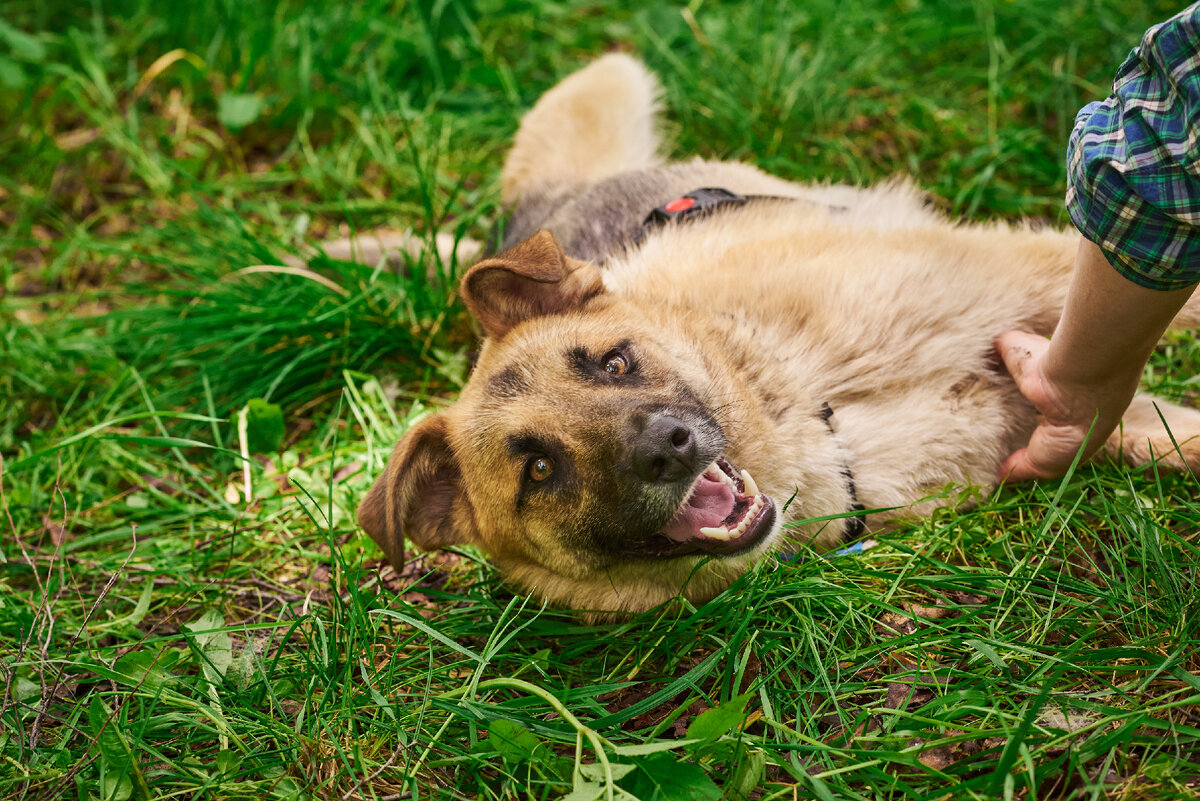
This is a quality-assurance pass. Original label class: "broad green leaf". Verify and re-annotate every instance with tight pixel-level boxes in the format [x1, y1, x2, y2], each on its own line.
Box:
[184, 621, 234, 752]
[530, 648, 551, 673]
[87, 696, 150, 800]
[99, 768, 133, 801]
[88, 696, 131, 768]
[560, 782, 605, 801]
[185, 610, 233, 681]
[15, 677, 39, 703]
[271, 776, 304, 801]
[686, 692, 753, 744]
[611, 738, 698, 756]
[232, 643, 262, 692]
[218, 92, 264, 129]
[580, 761, 636, 782]
[486, 719, 546, 764]
[623, 753, 721, 801]
[113, 648, 175, 692]
[729, 748, 767, 800]
[243, 398, 285, 454]
[216, 749, 239, 776]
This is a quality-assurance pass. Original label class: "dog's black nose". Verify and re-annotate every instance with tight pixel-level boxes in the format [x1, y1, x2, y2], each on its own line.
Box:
[632, 415, 698, 483]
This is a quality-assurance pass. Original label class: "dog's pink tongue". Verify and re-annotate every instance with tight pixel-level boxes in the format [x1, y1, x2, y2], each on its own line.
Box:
[662, 477, 735, 542]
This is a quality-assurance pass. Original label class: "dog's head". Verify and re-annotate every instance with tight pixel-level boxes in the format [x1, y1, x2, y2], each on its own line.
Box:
[358, 230, 796, 614]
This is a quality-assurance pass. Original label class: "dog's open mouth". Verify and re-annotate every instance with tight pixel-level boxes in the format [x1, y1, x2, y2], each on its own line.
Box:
[637, 456, 777, 558]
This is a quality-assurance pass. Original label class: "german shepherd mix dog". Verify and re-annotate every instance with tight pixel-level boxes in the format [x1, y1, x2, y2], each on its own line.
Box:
[357, 54, 1200, 615]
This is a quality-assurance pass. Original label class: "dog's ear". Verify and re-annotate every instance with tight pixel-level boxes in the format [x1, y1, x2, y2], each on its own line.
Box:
[461, 229, 604, 338]
[357, 413, 476, 570]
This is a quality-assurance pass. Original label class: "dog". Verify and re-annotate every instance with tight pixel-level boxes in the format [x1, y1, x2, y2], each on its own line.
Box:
[356, 54, 1200, 615]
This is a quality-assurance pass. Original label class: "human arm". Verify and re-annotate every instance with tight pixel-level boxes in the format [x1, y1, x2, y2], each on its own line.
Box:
[996, 237, 1197, 481]
[998, 5, 1200, 481]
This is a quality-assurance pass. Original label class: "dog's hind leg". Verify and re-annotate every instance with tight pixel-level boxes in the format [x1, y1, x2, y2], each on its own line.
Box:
[284, 230, 481, 277]
[501, 54, 662, 205]
[1106, 393, 1200, 472]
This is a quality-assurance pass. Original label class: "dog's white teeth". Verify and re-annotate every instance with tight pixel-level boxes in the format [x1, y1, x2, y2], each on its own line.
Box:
[740, 469, 760, 497]
[741, 497, 762, 529]
[698, 488, 768, 543]
[699, 525, 733, 540]
[705, 463, 735, 488]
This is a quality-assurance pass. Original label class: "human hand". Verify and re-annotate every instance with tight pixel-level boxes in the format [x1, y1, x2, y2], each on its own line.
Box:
[994, 330, 1125, 481]
[995, 238, 1198, 482]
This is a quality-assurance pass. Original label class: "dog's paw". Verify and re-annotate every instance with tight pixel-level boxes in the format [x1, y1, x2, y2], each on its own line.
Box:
[284, 229, 481, 275]
[1107, 394, 1200, 471]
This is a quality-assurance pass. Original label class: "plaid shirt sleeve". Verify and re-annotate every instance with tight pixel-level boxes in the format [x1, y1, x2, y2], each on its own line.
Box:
[1066, 3, 1200, 290]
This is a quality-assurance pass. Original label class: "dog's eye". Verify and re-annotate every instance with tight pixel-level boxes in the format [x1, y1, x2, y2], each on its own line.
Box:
[603, 352, 629, 375]
[527, 457, 554, 482]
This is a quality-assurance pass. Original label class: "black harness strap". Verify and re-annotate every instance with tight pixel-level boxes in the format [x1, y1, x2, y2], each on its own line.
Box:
[645, 187, 763, 227]
[819, 402, 868, 540]
[642, 186, 847, 233]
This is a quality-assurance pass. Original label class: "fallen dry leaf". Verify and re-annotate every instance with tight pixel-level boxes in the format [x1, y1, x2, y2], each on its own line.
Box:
[902, 602, 953, 620]
[886, 651, 919, 670]
[331, 460, 363, 483]
[875, 612, 917, 638]
[917, 745, 955, 770]
[884, 682, 934, 710]
[42, 514, 68, 547]
[947, 590, 989, 606]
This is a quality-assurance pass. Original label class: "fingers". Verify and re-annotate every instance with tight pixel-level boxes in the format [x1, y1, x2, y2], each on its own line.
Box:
[995, 330, 1053, 483]
[996, 332, 1083, 482]
[995, 330, 1050, 389]
[998, 448, 1030, 483]
[997, 446, 1052, 483]
[998, 417, 1097, 482]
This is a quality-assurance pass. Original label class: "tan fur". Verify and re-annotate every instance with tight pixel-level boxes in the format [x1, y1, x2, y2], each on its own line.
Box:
[286, 229, 481, 273]
[501, 53, 663, 204]
[462, 230, 605, 338]
[1106, 394, 1200, 470]
[358, 56, 1200, 617]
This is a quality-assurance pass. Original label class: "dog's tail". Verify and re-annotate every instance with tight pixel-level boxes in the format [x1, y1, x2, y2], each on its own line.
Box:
[501, 53, 663, 205]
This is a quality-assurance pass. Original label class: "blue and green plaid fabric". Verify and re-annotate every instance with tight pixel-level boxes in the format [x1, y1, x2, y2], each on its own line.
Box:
[1066, 3, 1200, 290]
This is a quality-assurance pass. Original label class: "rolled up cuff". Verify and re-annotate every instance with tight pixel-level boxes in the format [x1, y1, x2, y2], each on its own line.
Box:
[1064, 5, 1200, 290]
[1067, 136, 1200, 290]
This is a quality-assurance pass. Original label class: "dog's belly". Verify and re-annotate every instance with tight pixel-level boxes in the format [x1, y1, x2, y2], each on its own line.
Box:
[833, 370, 1036, 518]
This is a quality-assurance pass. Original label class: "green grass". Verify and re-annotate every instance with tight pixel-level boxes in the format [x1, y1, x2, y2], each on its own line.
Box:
[3, 0, 1199, 799]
